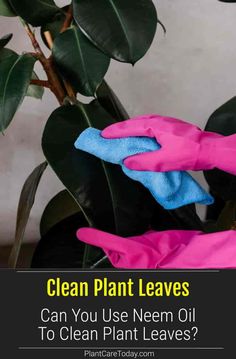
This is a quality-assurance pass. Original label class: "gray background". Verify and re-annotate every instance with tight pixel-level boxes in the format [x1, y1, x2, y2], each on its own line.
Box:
[1, 0, 236, 245]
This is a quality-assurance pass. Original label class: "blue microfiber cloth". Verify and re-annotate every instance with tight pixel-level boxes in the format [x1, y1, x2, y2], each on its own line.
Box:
[74, 128, 214, 210]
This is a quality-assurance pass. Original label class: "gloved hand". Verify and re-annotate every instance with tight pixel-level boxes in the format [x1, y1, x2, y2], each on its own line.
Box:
[77, 227, 236, 269]
[102, 114, 236, 175]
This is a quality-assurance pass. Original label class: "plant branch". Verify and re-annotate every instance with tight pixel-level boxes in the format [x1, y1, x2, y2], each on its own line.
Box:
[44, 30, 76, 100]
[22, 20, 44, 56]
[21, 20, 66, 104]
[61, 5, 73, 33]
[30, 79, 50, 88]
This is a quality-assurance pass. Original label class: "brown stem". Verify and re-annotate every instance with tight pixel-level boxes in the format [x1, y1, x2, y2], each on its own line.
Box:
[23, 22, 44, 56]
[30, 79, 50, 88]
[61, 5, 73, 33]
[23, 22, 66, 104]
[44, 30, 76, 100]
[44, 31, 53, 50]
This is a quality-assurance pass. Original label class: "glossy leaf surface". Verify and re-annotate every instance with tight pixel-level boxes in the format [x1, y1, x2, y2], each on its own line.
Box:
[0, 49, 36, 131]
[73, 0, 158, 63]
[0, 0, 15, 16]
[9, 0, 60, 26]
[52, 27, 110, 96]
[8, 162, 47, 268]
[204, 97, 236, 200]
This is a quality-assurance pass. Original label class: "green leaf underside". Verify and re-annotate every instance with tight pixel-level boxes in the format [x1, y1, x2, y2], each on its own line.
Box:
[0, 49, 36, 131]
[73, 0, 158, 63]
[0, 0, 15, 16]
[0, 33, 13, 49]
[27, 72, 44, 99]
[52, 27, 110, 96]
[204, 97, 236, 200]
[8, 162, 47, 268]
[9, 0, 60, 26]
[40, 190, 81, 237]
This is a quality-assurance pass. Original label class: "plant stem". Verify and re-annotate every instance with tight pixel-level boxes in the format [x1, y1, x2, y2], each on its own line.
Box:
[61, 5, 73, 33]
[30, 79, 50, 88]
[44, 30, 76, 100]
[22, 20, 66, 104]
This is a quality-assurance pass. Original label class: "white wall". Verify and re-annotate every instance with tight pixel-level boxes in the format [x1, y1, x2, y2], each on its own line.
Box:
[1, 0, 236, 244]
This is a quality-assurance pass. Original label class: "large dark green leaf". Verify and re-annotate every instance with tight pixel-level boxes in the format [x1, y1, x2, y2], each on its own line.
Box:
[52, 27, 110, 96]
[0, 0, 15, 16]
[0, 49, 36, 131]
[96, 80, 129, 121]
[40, 190, 81, 237]
[32, 212, 111, 268]
[73, 0, 158, 64]
[26, 72, 44, 99]
[8, 162, 47, 268]
[0, 33, 13, 49]
[204, 97, 236, 200]
[9, 0, 61, 26]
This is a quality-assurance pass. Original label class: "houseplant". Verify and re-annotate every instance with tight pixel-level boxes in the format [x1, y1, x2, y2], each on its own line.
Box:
[0, 0, 234, 268]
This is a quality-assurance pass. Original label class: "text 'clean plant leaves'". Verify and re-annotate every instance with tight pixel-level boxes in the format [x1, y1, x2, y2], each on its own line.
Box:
[204, 97, 236, 200]
[52, 27, 110, 96]
[73, 0, 158, 64]
[0, 33, 13, 49]
[0, 0, 15, 16]
[9, 0, 61, 26]
[42, 101, 159, 237]
[0, 49, 36, 131]
[8, 162, 47, 268]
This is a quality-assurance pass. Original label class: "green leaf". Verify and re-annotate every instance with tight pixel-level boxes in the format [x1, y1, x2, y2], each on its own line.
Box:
[217, 200, 236, 231]
[26, 72, 44, 99]
[0, 33, 13, 49]
[0, 0, 15, 16]
[9, 0, 61, 26]
[52, 26, 110, 96]
[40, 190, 80, 237]
[41, 10, 66, 48]
[204, 97, 236, 200]
[96, 80, 129, 121]
[31, 212, 110, 268]
[8, 162, 47, 268]
[73, 0, 158, 64]
[0, 49, 36, 131]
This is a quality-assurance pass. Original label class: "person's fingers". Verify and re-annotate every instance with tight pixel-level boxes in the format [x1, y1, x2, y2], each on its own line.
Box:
[77, 228, 139, 254]
[102, 116, 163, 139]
[124, 149, 172, 172]
[102, 115, 194, 139]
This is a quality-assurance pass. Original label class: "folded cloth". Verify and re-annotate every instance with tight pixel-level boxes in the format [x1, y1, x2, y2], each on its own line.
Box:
[74, 128, 213, 210]
[77, 227, 236, 269]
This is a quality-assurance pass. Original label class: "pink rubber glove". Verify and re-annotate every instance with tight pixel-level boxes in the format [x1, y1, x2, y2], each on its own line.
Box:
[77, 228, 236, 269]
[102, 115, 236, 175]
